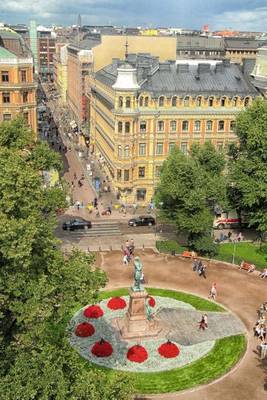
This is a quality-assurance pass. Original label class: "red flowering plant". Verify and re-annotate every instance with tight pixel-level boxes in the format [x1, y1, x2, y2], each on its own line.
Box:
[158, 340, 180, 358]
[148, 296, 156, 307]
[127, 344, 148, 363]
[107, 297, 127, 310]
[83, 305, 103, 318]
[91, 338, 113, 357]
[75, 322, 95, 337]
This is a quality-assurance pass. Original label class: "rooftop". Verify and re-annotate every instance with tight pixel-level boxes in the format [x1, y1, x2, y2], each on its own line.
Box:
[95, 53, 258, 97]
[0, 46, 17, 58]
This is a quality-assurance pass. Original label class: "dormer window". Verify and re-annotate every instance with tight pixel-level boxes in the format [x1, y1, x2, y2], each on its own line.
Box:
[196, 96, 202, 107]
[144, 96, 149, 107]
[208, 97, 214, 107]
[171, 96, 177, 107]
[125, 97, 131, 108]
[221, 97, 226, 107]
[159, 96, 164, 107]
[119, 96, 123, 107]
[244, 97, 250, 107]
[139, 96, 144, 106]
[183, 96, 189, 107]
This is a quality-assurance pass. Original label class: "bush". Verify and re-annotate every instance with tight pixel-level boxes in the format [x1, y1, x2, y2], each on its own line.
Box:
[190, 234, 219, 257]
[156, 240, 186, 254]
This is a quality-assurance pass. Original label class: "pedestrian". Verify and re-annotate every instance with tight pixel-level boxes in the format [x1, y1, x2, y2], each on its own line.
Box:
[204, 314, 208, 328]
[74, 172, 77, 180]
[78, 180, 83, 187]
[208, 283, 217, 300]
[96, 207, 100, 217]
[123, 254, 129, 266]
[93, 197, 98, 208]
[192, 258, 198, 271]
[129, 238, 135, 255]
[199, 315, 206, 331]
[81, 173, 85, 180]
[76, 201, 80, 211]
[259, 341, 267, 359]
[227, 231, 232, 242]
[125, 240, 130, 251]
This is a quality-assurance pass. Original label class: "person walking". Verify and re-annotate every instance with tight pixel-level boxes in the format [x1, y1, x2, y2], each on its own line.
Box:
[199, 315, 206, 331]
[208, 283, 217, 300]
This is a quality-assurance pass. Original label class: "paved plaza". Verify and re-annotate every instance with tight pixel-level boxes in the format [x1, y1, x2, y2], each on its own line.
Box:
[98, 250, 267, 400]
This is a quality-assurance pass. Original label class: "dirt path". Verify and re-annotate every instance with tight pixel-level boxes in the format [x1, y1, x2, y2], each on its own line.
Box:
[99, 250, 267, 400]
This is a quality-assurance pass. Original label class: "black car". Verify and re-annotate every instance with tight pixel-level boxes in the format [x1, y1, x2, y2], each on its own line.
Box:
[62, 218, 92, 231]
[128, 216, 156, 227]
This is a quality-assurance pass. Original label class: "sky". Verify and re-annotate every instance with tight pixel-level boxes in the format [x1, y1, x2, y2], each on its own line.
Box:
[0, 0, 267, 31]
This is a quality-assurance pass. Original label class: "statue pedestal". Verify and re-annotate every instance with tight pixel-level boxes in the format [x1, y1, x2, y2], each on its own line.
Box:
[116, 288, 162, 340]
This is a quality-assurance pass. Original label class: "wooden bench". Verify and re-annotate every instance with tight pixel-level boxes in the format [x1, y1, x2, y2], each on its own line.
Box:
[239, 261, 256, 273]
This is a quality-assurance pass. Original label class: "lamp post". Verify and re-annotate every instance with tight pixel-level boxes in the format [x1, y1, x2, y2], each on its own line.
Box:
[232, 239, 237, 264]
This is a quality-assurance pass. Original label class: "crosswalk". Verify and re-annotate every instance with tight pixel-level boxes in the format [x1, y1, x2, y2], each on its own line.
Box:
[61, 222, 121, 237]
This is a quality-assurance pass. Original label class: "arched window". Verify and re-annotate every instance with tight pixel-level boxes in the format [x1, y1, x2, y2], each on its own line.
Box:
[144, 96, 149, 107]
[208, 97, 214, 107]
[139, 96, 144, 107]
[125, 122, 130, 133]
[221, 97, 226, 107]
[196, 96, 202, 107]
[244, 97, 250, 107]
[232, 97, 238, 107]
[183, 96, 189, 107]
[118, 121, 123, 133]
[194, 120, 201, 132]
[171, 96, 177, 107]
[118, 145, 122, 158]
[206, 120, 213, 131]
[125, 97, 131, 108]
[159, 96, 164, 107]
[124, 145, 129, 158]
[119, 96, 123, 108]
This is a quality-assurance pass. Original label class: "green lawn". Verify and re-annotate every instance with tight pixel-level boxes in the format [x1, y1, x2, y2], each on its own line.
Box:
[156, 240, 186, 254]
[217, 242, 267, 270]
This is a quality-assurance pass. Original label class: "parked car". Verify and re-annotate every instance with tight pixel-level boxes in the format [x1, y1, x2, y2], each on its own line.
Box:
[128, 216, 156, 227]
[62, 218, 92, 231]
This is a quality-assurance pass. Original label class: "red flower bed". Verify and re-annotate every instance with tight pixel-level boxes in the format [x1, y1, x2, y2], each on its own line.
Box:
[148, 296, 156, 307]
[107, 297, 127, 310]
[75, 322, 95, 337]
[91, 339, 113, 357]
[83, 305, 103, 318]
[158, 341, 180, 358]
[127, 345, 148, 363]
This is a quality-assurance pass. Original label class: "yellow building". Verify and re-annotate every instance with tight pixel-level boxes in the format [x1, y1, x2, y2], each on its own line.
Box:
[88, 55, 258, 205]
[0, 44, 37, 132]
[54, 44, 68, 103]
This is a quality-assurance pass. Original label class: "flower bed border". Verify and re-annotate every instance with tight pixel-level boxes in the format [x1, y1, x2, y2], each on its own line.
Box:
[74, 288, 246, 394]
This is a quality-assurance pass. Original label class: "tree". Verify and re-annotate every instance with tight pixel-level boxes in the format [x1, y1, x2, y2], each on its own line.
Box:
[0, 119, 134, 399]
[229, 98, 267, 234]
[155, 144, 226, 255]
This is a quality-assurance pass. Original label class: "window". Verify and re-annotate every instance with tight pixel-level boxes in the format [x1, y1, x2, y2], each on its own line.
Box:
[1, 71, 9, 82]
[140, 121, 147, 133]
[218, 120, 225, 131]
[182, 120, 189, 131]
[232, 97, 238, 107]
[206, 120, 213, 131]
[125, 97, 131, 108]
[221, 97, 226, 107]
[244, 97, 250, 107]
[2, 92, 10, 103]
[171, 96, 177, 107]
[230, 121, 236, 131]
[20, 69, 27, 82]
[139, 96, 143, 106]
[156, 142, 163, 155]
[196, 96, 202, 107]
[118, 145, 122, 158]
[157, 120, 164, 132]
[3, 113, 11, 121]
[169, 142, 175, 152]
[144, 96, 149, 107]
[155, 165, 161, 177]
[208, 97, 214, 107]
[119, 96, 123, 107]
[139, 143, 146, 156]
[125, 122, 130, 133]
[22, 91, 28, 103]
[117, 169, 122, 180]
[124, 169, 129, 181]
[124, 145, 129, 157]
[118, 121, 123, 133]
[181, 142, 188, 154]
[159, 96, 164, 107]
[183, 96, 189, 107]
[23, 112, 29, 124]
[194, 120, 201, 132]
[136, 188, 146, 201]
[138, 167, 145, 178]
[170, 120, 177, 132]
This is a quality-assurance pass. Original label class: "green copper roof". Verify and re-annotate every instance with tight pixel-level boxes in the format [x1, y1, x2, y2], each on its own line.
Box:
[0, 46, 16, 58]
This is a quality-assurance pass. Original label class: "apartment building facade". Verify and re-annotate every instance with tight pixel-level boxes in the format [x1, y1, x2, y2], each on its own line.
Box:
[88, 54, 258, 205]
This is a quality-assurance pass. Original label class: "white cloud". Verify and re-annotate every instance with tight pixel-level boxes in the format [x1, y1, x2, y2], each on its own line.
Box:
[213, 7, 267, 31]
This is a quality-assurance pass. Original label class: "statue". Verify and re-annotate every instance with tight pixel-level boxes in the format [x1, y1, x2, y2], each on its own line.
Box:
[132, 256, 144, 292]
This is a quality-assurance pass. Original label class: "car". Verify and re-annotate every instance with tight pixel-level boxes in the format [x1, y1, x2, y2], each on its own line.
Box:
[62, 218, 92, 231]
[213, 217, 241, 230]
[128, 216, 156, 227]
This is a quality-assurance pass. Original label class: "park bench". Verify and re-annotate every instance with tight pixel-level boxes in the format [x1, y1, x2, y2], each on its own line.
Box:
[239, 261, 256, 273]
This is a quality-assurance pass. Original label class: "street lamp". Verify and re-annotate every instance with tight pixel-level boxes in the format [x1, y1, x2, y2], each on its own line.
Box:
[232, 239, 237, 264]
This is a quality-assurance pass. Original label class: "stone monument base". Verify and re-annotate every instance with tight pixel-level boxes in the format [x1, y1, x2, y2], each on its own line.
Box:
[115, 288, 162, 340]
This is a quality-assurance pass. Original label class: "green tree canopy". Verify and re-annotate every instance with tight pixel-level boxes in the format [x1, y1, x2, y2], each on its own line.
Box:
[229, 98, 267, 233]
